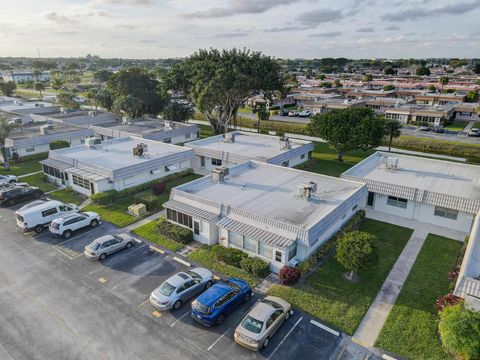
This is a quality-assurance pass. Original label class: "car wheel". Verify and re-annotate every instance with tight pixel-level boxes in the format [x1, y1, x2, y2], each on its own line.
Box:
[173, 300, 182, 310]
[34, 225, 44, 234]
[7, 199, 15, 207]
[34, 192, 41, 199]
[263, 337, 270, 348]
[205, 280, 213, 289]
[243, 292, 251, 303]
[285, 311, 290, 320]
[216, 314, 225, 325]
[90, 219, 98, 227]
[63, 230, 72, 239]
[99, 253, 107, 260]
[125, 241, 133, 249]
[9, 180, 15, 184]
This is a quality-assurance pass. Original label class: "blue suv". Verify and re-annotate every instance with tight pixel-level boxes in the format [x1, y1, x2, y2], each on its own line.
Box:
[191, 278, 252, 326]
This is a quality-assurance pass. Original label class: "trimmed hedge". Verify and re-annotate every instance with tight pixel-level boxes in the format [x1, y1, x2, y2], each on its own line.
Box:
[133, 191, 162, 211]
[156, 217, 192, 244]
[90, 190, 118, 205]
[49, 140, 70, 150]
[211, 245, 248, 267]
[240, 257, 270, 278]
[299, 209, 366, 274]
[11, 151, 48, 163]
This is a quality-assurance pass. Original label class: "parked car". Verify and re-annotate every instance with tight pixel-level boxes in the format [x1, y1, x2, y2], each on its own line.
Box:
[298, 110, 311, 118]
[234, 296, 292, 350]
[191, 278, 252, 326]
[150, 268, 214, 311]
[432, 127, 445, 133]
[0, 186, 43, 207]
[468, 129, 480, 137]
[84, 233, 134, 260]
[49, 211, 100, 238]
[288, 110, 299, 117]
[0, 182, 28, 191]
[419, 125, 431, 132]
[0, 174, 17, 185]
[279, 109, 289, 116]
[16, 200, 78, 233]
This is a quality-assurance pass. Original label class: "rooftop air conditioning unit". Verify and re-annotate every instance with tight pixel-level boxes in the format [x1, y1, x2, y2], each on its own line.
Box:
[164, 121, 171, 129]
[212, 167, 229, 182]
[223, 133, 235, 143]
[279, 137, 290, 150]
[133, 143, 147, 156]
[40, 124, 54, 135]
[382, 156, 399, 171]
[85, 137, 102, 148]
[297, 182, 316, 200]
[88, 111, 97, 117]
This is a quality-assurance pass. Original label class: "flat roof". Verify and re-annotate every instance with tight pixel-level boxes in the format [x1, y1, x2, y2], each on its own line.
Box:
[0, 101, 53, 112]
[54, 136, 191, 171]
[343, 152, 480, 201]
[176, 161, 364, 229]
[8, 122, 85, 140]
[94, 119, 195, 135]
[186, 131, 311, 161]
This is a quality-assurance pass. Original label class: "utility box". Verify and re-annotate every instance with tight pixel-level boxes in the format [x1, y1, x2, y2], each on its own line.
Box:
[128, 203, 147, 217]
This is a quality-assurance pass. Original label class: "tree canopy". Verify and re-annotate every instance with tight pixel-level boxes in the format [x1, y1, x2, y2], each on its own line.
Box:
[57, 92, 79, 109]
[0, 81, 16, 96]
[416, 66, 431, 76]
[309, 107, 385, 161]
[384, 119, 402, 152]
[336, 231, 376, 275]
[165, 48, 285, 134]
[0, 117, 16, 164]
[162, 101, 194, 123]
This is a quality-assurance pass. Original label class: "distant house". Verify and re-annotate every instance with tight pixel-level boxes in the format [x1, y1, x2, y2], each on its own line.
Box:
[414, 93, 465, 105]
[0, 100, 58, 124]
[2, 70, 50, 83]
[164, 161, 367, 272]
[184, 131, 314, 174]
[341, 152, 480, 233]
[384, 103, 455, 126]
[41, 136, 194, 195]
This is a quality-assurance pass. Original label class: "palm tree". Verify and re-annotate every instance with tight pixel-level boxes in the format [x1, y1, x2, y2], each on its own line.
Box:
[0, 117, 16, 167]
[34, 82, 45, 100]
[50, 77, 65, 92]
[32, 68, 42, 82]
[439, 76, 449, 92]
[85, 88, 98, 109]
[384, 119, 402, 152]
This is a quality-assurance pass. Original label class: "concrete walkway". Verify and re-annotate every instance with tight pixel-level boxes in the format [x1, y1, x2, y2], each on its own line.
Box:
[121, 210, 165, 232]
[17, 171, 42, 179]
[463, 120, 476, 133]
[254, 273, 280, 294]
[353, 228, 428, 347]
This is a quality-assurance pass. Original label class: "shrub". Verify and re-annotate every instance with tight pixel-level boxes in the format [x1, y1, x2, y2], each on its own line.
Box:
[133, 192, 162, 211]
[152, 181, 166, 195]
[240, 257, 270, 278]
[436, 294, 461, 311]
[12, 151, 48, 163]
[156, 217, 192, 244]
[335, 231, 376, 274]
[49, 140, 70, 150]
[90, 190, 118, 204]
[279, 266, 301, 285]
[211, 245, 248, 267]
[438, 302, 480, 359]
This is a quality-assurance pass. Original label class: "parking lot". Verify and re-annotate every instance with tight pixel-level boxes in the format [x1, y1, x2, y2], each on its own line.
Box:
[0, 202, 379, 360]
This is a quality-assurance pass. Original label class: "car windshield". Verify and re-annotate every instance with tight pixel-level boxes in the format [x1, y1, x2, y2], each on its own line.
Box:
[194, 300, 211, 314]
[113, 235, 124, 242]
[90, 242, 101, 251]
[224, 280, 240, 290]
[241, 315, 264, 334]
[186, 270, 201, 280]
[159, 282, 176, 296]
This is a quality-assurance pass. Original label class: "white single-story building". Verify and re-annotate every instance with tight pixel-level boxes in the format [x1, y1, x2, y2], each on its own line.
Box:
[4, 122, 93, 159]
[89, 119, 199, 145]
[2, 70, 50, 83]
[0, 101, 59, 124]
[341, 152, 480, 233]
[454, 212, 480, 311]
[184, 131, 314, 174]
[164, 161, 367, 272]
[41, 136, 194, 196]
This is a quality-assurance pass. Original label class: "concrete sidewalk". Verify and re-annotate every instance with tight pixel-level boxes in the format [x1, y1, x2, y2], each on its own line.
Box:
[121, 210, 165, 232]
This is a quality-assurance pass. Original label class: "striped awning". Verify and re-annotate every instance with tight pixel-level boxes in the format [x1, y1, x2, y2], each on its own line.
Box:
[40, 158, 71, 171]
[66, 167, 107, 182]
[163, 199, 219, 221]
[454, 277, 480, 299]
[216, 217, 295, 248]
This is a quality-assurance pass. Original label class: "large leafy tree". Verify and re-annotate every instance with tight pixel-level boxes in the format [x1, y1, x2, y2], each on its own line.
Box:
[112, 95, 142, 118]
[336, 231, 376, 280]
[95, 89, 113, 111]
[165, 48, 285, 134]
[0, 81, 16, 96]
[309, 107, 385, 161]
[162, 101, 194, 123]
[57, 91, 79, 109]
[384, 119, 402, 152]
[106, 67, 168, 117]
[439, 76, 449, 92]
[93, 69, 112, 83]
[0, 117, 16, 165]
[439, 302, 480, 359]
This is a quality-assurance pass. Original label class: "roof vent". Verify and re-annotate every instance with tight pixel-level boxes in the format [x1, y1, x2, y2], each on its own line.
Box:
[212, 167, 229, 182]
[133, 143, 148, 157]
[85, 137, 102, 148]
[223, 133, 235, 143]
[381, 156, 399, 171]
[40, 124, 54, 135]
[279, 137, 290, 150]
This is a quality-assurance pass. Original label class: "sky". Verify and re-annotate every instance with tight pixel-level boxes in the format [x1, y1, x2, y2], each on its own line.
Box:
[0, 0, 479, 59]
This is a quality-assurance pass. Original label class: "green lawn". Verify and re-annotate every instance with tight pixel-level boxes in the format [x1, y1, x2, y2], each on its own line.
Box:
[444, 120, 468, 132]
[188, 245, 260, 287]
[21, 173, 58, 193]
[296, 142, 374, 177]
[133, 221, 184, 252]
[268, 219, 413, 335]
[0, 156, 46, 176]
[473, 122, 480, 129]
[376, 235, 462, 360]
[198, 124, 214, 139]
[49, 188, 87, 205]
[84, 173, 203, 228]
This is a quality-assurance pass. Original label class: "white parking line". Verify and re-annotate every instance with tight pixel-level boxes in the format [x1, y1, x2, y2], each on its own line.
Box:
[133, 237, 142, 244]
[310, 319, 339, 336]
[382, 354, 397, 360]
[170, 310, 190, 327]
[173, 256, 190, 267]
[267, 317, 303, 360]
[207, 327, 232, 351]
[87, 244, 147, 276]
[56, 225, 104, 246]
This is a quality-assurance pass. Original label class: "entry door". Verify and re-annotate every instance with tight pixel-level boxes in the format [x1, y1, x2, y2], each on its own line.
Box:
[193, 221, 200, 235]
[90, 182, 95, 195]
[367, 192, 375, 207]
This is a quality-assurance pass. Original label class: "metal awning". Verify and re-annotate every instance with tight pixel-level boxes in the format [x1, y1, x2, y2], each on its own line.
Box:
[216, 217, 295, 248]
[40, 158, 72, 171]
[163, 199, 219, 221]
[66, 167, 108, 182]
[454, 277, 480, 299]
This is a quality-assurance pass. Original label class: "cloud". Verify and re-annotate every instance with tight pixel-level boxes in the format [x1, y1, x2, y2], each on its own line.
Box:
[382, 0, 480, 21]
[215, 31, 250, 38]
[295, 9, 343, 27]
[43, 11, 72, 24]
[139, 39, 157, 44]
[42, 9, 113, 24]
[308, 31, 343, 37]
[187, 0, 299, 18]
[264, 25, 311, 32]
[356, 27, 375, 32]
[384, 25, 400, 30]
[97, 0, 154, 5]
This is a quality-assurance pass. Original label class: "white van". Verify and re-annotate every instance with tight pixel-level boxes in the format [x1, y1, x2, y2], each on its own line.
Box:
[16, 200, 79, 233]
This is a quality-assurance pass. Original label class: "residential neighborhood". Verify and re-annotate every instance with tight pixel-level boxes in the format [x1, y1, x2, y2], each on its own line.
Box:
[1, 1, 480, 360]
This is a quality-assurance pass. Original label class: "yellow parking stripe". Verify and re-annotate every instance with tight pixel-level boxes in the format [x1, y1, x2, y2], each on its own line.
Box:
[213, 275, 221, 281]
[98, 277, 106, 284]
[152, 311, 162, 318]
[150, 246, 165, 254]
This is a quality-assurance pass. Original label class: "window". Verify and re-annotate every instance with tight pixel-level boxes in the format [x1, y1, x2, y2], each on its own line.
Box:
[211, 158, 222, 166]
[80, 139, 85, 144]
[275, 251, 282, 263]
[434, 206, 458, 220]
[229, 231, 243, 247]
[300, 153, 305, 159]
[42, 164, 67, 180]
[387, 196, 408, 209]
[193, 221, 200, 235]
[41, 208, 58, 217]
[25, 145, 35, 153]
[258, 242, 273, 259]
[352, 204, 358, 212]
[367, 192, 375, 207]
[281, 160, 289, 167]
[166, 208, 192, 228]
[244, 236, 257, 253]
[72, 174, 91, 190]
[288, 244, 297, 261]
[200, 156, 205, 168]
[163, 137, 171, 143]
[185, 133, 191, 139]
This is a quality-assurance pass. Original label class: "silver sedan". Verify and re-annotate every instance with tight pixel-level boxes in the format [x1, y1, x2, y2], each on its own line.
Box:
[150, 268, 213, 311]
[84, 233, 134, 260]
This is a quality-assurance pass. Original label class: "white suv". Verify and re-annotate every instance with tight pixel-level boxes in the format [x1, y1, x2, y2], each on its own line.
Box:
[49, 211, 100, 238]
[0, 174, 17, 185]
